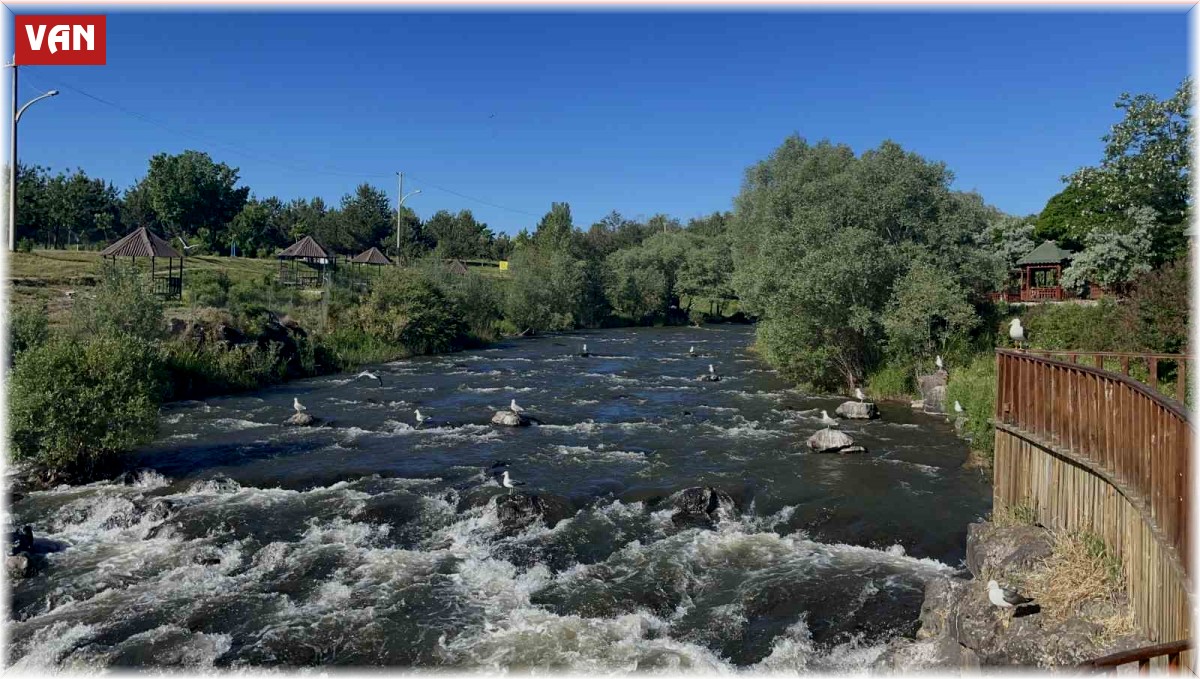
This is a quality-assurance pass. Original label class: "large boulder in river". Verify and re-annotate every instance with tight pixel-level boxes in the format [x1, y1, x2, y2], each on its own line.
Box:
[836, 400, 880, 420]
[9, 525, 33, 555]
[669, 486, 736, 527]
[917, 370, 949, 414]
[807, 428, 867, 454]
[7, 553, 33, 579]
[491, 411, 532, 427]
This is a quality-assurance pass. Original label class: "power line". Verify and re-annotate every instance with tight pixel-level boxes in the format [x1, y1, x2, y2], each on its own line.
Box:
[20, 70, 542, 218]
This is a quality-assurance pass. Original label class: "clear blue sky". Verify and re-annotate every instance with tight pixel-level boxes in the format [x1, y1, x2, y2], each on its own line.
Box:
[6, 10, 1189, 235]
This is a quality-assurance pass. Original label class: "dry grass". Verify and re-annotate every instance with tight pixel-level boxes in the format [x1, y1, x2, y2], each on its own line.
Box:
[990, 502, 1039, 528]
[1025, 530, 1135, 643]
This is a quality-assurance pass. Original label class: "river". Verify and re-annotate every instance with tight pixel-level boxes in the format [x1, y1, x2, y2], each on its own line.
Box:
[6, 324, 991, 671]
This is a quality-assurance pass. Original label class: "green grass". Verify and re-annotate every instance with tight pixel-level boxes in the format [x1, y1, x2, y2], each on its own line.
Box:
[945, 353, 997, 461]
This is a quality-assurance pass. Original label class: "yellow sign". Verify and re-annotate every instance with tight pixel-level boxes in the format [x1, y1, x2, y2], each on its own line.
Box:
[498, 261, 509, 271]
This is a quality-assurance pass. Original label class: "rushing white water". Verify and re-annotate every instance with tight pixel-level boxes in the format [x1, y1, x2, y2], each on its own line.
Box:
[7, 325, 990, 671]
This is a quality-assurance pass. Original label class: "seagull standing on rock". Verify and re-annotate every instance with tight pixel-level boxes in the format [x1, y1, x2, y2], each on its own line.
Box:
[500, 470, 526, 495]
[293, 398, 306, 413]
[689, 346, 697, 356]
[708, 364, 715, 375]
[415, 409, 428, 427]
[820, 410, 838, 427]
[954, 400, 965, 414]
[855, 387, 866, 402]
[935, 355, 945, 371]
[510, 399, 526, 414]
[988, 580, 1034, 617]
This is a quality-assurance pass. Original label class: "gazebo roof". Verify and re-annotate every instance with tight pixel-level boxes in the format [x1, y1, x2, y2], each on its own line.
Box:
[278, 235, 334, 260]
[1017, 240, 1075, 266]
[351, 247, 391, 265]
[100, 226, 183, 258]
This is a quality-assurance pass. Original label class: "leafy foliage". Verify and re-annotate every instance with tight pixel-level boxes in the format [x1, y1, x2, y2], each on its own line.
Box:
[68, 267, 165, 342]
[10, 335, 165, 471]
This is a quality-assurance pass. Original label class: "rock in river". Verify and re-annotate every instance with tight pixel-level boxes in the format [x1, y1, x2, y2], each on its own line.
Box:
[494, 492, 569, 531]
[836, 400, 880, 420]
[807, 428, 867, 454]
[284, 412, 320, 427]
[491, 411, 532, 427]
[669, 486, 736, 526]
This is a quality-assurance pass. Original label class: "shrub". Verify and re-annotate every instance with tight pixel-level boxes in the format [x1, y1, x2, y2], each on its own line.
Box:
[160, 338, 287, 399]
[1019, 299, 1125, 352]
[10, 335, 165, 472]
[1120, 258, 1188, 354]
[945, 353, 997, 461]
[867, 360, 916, 400]
[10, 304, 50, 363]
[69, 267, 164, 342]
[17, 238, 34, 253]
[342, 269, 467, 355]
[187, 271, 232, 308]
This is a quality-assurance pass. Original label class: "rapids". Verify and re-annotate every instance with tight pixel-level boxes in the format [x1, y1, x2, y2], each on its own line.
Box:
[5, 325, 991, 670]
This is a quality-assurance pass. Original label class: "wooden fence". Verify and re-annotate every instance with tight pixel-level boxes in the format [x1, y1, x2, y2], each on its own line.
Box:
[994, 349, 1192, 670]
[1022, 350, 1191, 404]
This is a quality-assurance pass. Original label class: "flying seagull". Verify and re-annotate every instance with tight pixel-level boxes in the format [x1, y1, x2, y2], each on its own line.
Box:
[954, 400, 965, 414]
[293, 397, 306, 413]
[935, 355, 945, 371]
[855, 387, 866, 402]
[988, 580, 1034, 611]
[820, 410, 838, 427]
[355, 370, 383, 386]
[1009, 318, 1026, 347]
[176, 236, 198, 253]
[500, 469, 526, 495]
[415, 409, 428, 427]
[509, 398, 525, 414]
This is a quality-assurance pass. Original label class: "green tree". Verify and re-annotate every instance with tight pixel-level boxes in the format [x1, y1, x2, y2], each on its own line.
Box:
[504, 246, 587, 333]
[534, 202, 576, 253]
[333, 183, 394, 253]
[882, 261, 978, 359]
[1033, 183, 1107, 250]
[134, 150, 250, 249]
[1067, 78, 1191, 266]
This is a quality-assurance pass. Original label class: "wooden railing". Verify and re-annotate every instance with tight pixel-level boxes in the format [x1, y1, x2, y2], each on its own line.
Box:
[1079, 639, 1192, 672]
[1023, 350, 1191, 404]
[994, 349, 1192, 669]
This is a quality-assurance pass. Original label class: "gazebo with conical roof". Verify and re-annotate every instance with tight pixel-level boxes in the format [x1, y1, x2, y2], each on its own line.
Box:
[277, 235, 336, 287]
[99, 226, 184, 299]
[350, 246, 392, 268]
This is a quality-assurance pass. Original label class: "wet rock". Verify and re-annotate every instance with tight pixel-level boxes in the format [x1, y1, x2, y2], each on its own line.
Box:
[491, 411, 532, 427]
[142, 498, 175, 523]
[190, 475, 241, 494]
[836, 400, 880, 420]
[917, 370, 948, 414]
[283, 412, 319, 427]
[493, 492, 570, 531]
[698, 374, 721, 382]
[910, 399, 926, 410]
[9, 525, 33, 555]
[669, 486, 735, 526]
[806, 428, 866, 454]
[7, 553, 33, 579]
[965, 521, 1052, 579]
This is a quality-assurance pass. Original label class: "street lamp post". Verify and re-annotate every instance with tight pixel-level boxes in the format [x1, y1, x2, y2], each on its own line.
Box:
[396, 171, 421, 265]
[7, 58, 59, 251]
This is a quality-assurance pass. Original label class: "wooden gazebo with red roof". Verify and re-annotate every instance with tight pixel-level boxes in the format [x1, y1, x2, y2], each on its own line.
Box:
[99, 226, 184, 299]
[277, 235, 336, 287]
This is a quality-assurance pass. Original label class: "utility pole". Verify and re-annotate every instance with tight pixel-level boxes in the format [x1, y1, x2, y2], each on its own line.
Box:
[7, 56, 58, 252]
[395, 171, 421, 267]
[403, 170, 408, 266]
[9, 56, 17, 253]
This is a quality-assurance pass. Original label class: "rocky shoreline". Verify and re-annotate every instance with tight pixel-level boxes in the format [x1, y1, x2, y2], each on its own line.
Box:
[876, 521, 1146, 671]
